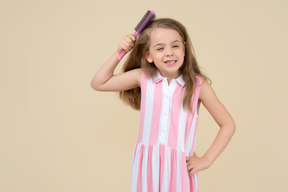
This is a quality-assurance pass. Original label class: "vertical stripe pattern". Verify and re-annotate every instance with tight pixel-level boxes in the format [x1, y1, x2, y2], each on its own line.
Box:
[131, 72, 203, 192]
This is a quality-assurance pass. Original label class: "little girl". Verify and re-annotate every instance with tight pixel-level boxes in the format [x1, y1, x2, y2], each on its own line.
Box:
[91, 18, 235, 192]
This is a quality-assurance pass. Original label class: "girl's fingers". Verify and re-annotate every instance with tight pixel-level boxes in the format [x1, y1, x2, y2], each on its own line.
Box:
[123, 34, 135, 45]
[121, 41, 131, 51]
[119, 34, 136, 52]
[188, 163, 198, 176]
[128, 34, 136, 41]
[189, 169, 197, 176]
[186, 153, 201, 177]
[187, 164, 194, 171]
[119, 42, 131, 53]
[126, 33, 136, 41]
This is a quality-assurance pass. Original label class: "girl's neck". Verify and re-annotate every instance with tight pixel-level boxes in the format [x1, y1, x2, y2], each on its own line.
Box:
[159, 71, 181, 85]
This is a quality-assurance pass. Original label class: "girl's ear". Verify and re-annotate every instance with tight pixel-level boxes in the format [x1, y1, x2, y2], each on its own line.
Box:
[145, 51, 153, 63]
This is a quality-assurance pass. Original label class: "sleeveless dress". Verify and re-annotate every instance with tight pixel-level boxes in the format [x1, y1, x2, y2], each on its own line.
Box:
[131, 72, 203, 192]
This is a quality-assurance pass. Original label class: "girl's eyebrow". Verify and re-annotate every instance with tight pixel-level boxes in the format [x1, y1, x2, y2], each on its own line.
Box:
[153, 43, 164, 48]
[153, 40, 181, 48]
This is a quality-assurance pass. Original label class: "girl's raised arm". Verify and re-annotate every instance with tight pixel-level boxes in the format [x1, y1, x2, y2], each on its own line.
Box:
[91, 34, 142, 92]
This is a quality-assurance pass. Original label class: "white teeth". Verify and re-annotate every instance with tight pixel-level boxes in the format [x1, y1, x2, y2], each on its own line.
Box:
[165, 60, 176, 64]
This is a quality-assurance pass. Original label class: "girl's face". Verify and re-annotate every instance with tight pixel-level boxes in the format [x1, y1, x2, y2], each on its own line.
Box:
[145, 28, 185, 79]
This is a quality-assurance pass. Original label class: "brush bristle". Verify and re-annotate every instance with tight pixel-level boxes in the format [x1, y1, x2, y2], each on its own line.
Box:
[134, 10, 156, 33]
[134, 10, 150, 31]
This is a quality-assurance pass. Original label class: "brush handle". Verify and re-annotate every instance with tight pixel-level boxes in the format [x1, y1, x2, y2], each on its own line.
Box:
[117, 50, 126, 60]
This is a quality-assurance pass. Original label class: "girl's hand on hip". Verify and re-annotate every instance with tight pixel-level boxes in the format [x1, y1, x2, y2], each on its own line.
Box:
[118, 34, 136, 54]
[186, 153, 212, 177]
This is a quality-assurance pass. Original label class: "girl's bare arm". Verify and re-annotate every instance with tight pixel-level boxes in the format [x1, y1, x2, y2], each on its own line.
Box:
[186, 80, 236, 176]
[91, 34, 142, 91]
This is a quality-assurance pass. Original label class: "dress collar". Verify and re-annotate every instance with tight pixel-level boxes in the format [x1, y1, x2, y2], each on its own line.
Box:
[153, 71, 186, 87]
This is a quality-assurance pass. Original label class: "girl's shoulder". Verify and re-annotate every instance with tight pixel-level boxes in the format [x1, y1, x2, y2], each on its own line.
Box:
[195, 75, 205, 87]
[196, 75, 212, 100]
[132, 68, 144, 86]
[195, 74, 203, 81]
[198, 76, 216, 103]
[134, 67, 144, 76]
[195, 74, 212, 87]
[139, 69, 157, 81]
[120, 68, 143, 88]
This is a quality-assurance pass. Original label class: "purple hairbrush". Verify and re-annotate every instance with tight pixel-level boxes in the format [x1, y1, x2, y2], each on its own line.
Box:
[117, 10, 156, 60]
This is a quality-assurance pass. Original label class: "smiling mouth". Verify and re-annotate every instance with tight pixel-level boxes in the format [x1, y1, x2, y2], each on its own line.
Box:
[164, 60, 177, 65]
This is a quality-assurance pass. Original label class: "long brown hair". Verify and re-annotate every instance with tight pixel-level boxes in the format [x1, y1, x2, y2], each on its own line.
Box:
[119, 18, 210, 111]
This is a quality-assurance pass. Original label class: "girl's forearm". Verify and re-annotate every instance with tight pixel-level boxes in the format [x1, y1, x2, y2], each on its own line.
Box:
[91, 51, 120, 90]
[202, 123, 236, 165]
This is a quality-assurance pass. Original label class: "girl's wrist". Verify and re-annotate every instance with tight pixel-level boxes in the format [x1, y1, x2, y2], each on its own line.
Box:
[202, 154, 214, 167]
[116, 48, 122, 55]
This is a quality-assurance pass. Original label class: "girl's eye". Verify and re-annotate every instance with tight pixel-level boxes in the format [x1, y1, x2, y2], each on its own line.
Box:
[172, 45, 179, 48]
[157, 47, 164, 51]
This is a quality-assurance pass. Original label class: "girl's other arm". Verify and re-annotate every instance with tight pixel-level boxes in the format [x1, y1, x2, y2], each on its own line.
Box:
[91, 34, 142, 91]
[186, 80, 236, 176]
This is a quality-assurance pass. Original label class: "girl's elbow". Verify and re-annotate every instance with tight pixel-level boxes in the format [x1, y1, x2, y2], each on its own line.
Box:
[90, 81, 102, 91]
[222, 119, 236, 135]
[226, 115, 236, 134]
[230, 120, 236, 134]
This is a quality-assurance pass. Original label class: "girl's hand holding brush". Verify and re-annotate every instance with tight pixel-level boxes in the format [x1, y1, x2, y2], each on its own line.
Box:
[118, 34, 136, 55]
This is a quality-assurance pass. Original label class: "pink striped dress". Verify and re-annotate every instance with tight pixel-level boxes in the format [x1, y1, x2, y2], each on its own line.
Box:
[131, 72, 203, 192]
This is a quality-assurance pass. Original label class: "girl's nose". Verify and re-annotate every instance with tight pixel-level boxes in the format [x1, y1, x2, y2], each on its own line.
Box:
[166, 48, 173, 56]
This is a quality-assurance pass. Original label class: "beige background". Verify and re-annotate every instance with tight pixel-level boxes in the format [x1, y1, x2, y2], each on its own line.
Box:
[1, 0, 287, 191]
